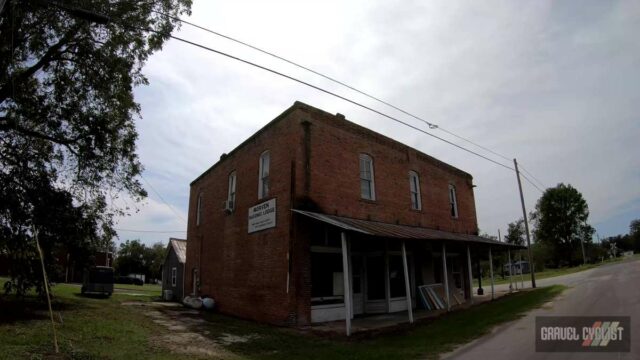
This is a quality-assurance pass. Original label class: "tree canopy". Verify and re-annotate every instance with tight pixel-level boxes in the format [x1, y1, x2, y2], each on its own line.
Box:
[504, 219, 525, 246]
[0, 0, 191, 294]
[115, 240, 165, 281]
[531, 183, 594, 267]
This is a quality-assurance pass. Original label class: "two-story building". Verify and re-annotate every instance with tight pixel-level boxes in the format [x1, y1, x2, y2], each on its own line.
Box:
[185, 101, 521, 335]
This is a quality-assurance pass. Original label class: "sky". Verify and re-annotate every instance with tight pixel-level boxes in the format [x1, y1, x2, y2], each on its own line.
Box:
[116, 0, 640, 246]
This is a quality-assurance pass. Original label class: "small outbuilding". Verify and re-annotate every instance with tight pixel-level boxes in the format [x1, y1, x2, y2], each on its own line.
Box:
[161, 238, 186, 301]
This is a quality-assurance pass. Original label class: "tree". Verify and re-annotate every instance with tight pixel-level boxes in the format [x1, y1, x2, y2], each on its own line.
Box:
[531, 183, 594, 267]
[0, 0, 191, 295]
[114, 240, 166, 282]
[114, 240, 147, 277]
[505, 219, 525, 246]
[630, 219, 640, 253]
[144, 242, 166, 281]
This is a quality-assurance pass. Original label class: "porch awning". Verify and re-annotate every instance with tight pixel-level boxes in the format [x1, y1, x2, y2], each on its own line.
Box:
[292, 209, 525, 249]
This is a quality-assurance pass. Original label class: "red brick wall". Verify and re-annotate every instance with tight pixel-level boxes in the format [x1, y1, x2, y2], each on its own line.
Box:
[294, 105, 479, 235]
[185, 102, 479, 326]
[185, 105, 303, 325]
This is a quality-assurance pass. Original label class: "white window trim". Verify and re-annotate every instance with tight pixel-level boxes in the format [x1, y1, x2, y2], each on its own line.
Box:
[449, 184, 458, 218]
[258, 150, 270, 199]
[171, 267, 177, 287]
[409, 171, 421, 210]
[227, 171, 236, 211]
[196, 193, 203, 226]
[359, 154, 376, 200]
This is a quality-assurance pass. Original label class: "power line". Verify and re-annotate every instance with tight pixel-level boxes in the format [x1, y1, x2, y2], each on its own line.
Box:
[153, 10, 515, 164]
[518, 165, 547, 190]
[140, 174, 187, 224]
[128, 25, 515, 171]
[519, 172, 545, 194]
[115, 228, 186, 233]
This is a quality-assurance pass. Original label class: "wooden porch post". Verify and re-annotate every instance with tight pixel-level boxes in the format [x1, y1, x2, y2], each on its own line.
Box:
[489, 247, 495, 300]
[348, 239, 354, 319]
[384, 240, 391, 313]
[466, 245, 473, 304]
[401, 241, 413, 323]
[442, 242, 451, 311]
[341, 232, 352, 336]
[507, 249, 513, 293]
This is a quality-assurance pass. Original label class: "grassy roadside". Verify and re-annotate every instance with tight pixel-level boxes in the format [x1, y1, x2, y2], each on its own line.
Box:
[0, 277, 566, 360]
[192, 285, 567, 360]
[475, 255, 636, 286]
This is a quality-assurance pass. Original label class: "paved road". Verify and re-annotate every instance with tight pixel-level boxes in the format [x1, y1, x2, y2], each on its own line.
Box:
[445, 258, 640, 360]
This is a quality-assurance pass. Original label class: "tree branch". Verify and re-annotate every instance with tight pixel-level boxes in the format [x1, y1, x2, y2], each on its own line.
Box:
[0, 119, 80, 155]
[0, 25, 80, 104]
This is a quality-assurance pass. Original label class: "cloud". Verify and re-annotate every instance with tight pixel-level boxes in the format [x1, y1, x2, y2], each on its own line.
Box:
[122, 0, 640, 246]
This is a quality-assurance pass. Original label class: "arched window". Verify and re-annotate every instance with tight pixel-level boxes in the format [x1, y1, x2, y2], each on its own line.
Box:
[359, 154, 375, 200]
[409, 171, 421, 210]
[196, 192, 203, 225]
[227, 171, 236, 211]
[258, 150, 270, 199]
[448, 184, 458, 218]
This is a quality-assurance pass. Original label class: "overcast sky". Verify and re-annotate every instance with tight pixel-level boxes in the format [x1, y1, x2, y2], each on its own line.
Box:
[117, 0, 640, 246]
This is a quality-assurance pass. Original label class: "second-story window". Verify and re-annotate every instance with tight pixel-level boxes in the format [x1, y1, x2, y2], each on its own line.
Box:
[409, 171, 421, 210]
[258, 150, 270, 199]
[449, 184, 458, 218]
[227, 171, 236, 211]
[196, 192, 203, 225]
[359, 154, 375, 200]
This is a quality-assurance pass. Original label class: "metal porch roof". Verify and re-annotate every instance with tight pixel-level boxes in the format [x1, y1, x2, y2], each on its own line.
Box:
[292, 209, 525, 249]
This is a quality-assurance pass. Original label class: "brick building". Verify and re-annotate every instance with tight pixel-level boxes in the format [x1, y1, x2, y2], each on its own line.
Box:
[185, 101, 520, 334]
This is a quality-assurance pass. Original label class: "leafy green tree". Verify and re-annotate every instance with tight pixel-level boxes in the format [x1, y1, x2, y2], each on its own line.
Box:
[0, 0, 191, 295]
[114, 239, 146, 277]
[115, 240, 166, 282]
[531, 183, 594, 267]
[505, 219, 525, 246]
[144, 242, 167, 281]
[630, 219, 640, 253]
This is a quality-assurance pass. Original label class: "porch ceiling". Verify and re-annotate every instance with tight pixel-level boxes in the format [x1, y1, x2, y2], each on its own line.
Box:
[292, 209, 525, 249]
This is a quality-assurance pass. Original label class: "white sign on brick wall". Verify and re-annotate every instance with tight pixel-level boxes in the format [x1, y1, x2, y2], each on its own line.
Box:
[248, 198, 276, 233]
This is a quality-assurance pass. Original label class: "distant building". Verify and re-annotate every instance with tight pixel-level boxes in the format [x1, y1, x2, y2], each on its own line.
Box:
[504, 260, 530, 275]
[162, 238, 186, 301]
[185, 102, 521, 332]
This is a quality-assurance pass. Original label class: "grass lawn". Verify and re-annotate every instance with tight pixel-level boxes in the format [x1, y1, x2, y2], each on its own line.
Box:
[475, 255, 633, 287]
[0, 278, 176, 360]
[0, 276, 566, 360]
[113, 282, 162, 293]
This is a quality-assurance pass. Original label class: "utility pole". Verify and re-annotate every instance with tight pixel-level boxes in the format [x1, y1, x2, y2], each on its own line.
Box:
[580, 223, 587, 265]
[514, 158, 536, 288]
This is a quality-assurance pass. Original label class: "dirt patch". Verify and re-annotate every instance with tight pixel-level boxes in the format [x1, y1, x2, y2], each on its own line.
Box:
[123, 302, 240, 359]
[219, 333, 260, 345]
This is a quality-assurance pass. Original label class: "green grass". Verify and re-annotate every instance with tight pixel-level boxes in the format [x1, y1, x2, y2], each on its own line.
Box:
[0, 277, 566, 360]
[113, 282, 162, 294]
[475, 255, 632, 286]
[186, 285, 567, 360]
[0, 279, 177, 360]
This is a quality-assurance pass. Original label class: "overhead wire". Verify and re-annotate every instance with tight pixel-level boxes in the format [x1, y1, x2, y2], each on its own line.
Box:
[152, 10, 516, 164]
[50, 3, 548, 226]
[150, 10, 554, 190]
[126, 24, 516, 171]
[140, 174, 188, 224]
[115, 228, 186, 233]
[518, 165, 547, 190]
